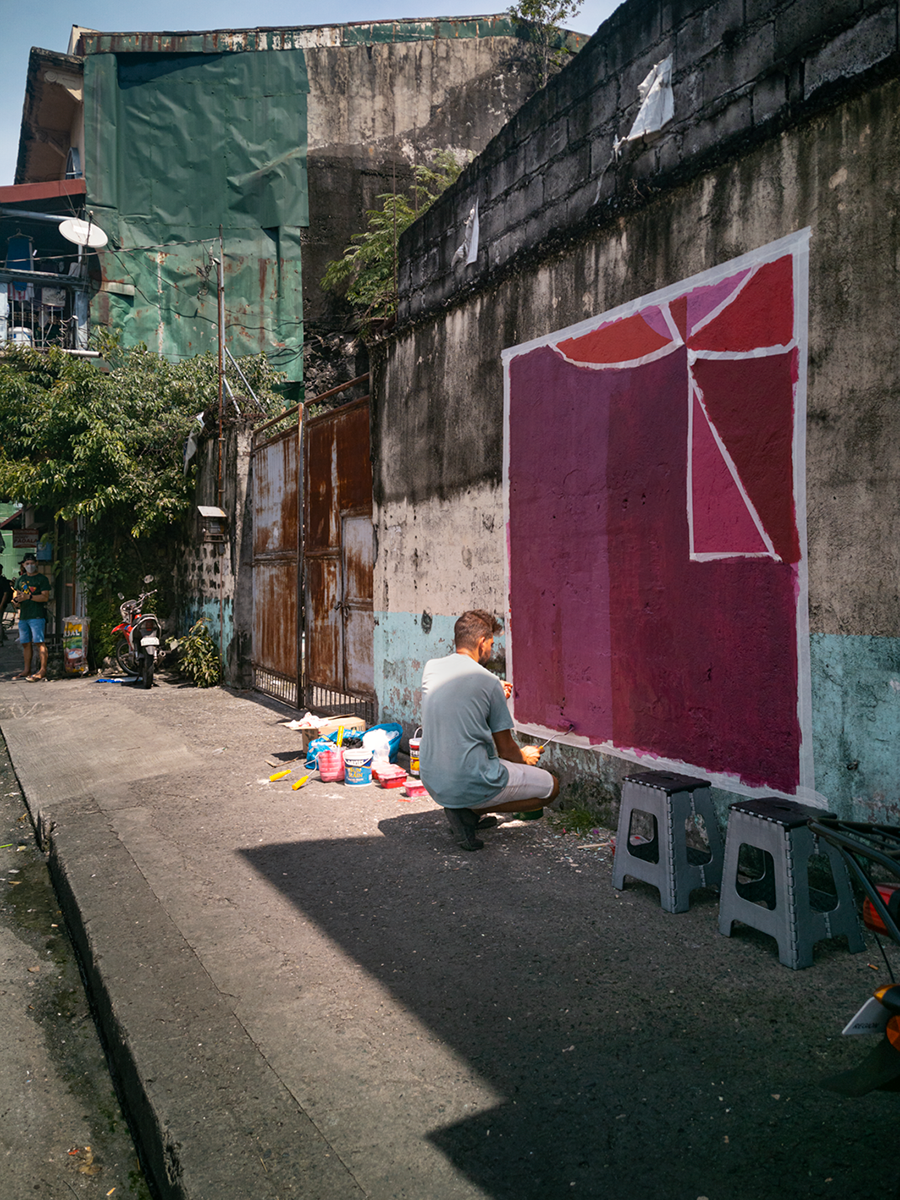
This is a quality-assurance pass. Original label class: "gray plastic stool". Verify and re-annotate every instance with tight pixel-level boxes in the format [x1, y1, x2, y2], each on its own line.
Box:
[612, 771, 724, 913]
[717, 797, 866, 969]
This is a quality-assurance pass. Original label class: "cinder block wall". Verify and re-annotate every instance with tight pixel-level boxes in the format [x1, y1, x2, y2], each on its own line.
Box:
[399, 0, 900, 319]
[175, 423, 254, 690]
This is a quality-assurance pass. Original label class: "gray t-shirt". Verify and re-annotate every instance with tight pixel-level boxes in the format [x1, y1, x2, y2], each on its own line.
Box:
[419, 653, 512, 808]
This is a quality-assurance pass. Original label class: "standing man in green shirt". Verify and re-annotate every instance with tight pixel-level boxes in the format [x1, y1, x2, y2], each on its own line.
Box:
[12, 553, 50, 681]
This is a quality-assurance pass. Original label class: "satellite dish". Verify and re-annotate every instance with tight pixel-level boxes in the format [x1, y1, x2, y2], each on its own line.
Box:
[59, 217, 108, 249]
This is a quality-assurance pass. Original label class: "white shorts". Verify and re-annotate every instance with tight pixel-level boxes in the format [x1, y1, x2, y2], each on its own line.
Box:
[472, 760, 555, 809]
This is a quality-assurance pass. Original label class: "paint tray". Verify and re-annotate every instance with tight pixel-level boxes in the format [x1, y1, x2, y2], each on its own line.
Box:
[373, 763, 407, 789]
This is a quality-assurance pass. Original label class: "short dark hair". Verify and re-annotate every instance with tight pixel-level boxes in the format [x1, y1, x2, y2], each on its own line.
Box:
[454, 609, 502, 651]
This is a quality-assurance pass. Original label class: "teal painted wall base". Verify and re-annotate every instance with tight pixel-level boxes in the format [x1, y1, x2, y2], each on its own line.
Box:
[374, 618, 900, 823]
[375, 610, 508, 739]
[810, 633, 900, 821]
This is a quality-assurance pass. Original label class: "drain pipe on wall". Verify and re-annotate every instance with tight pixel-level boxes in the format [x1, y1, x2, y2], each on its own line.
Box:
[215, 228, 225, 660]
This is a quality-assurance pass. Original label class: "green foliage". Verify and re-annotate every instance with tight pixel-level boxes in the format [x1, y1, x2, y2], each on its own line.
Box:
[546, 803, 607, 838]
[0, 338, 286, 609]
[321, 151, 466, 337]
[547, 775, 619, 835]
[508, 0, 584, 88]
[0, 339, 283, 540]
[87, 594, 122, 665]
[176, 619, 222, 688]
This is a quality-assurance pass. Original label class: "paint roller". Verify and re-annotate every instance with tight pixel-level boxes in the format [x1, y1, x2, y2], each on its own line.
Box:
[538, 722, 575, 750]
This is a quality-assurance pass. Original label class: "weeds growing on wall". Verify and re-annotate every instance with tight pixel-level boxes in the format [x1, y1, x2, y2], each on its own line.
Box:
[321, 151, 467, 338]
[548, 775, 620, 835]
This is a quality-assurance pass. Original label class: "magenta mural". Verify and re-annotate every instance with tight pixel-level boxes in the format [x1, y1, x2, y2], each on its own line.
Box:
[503, 233, 811, 795]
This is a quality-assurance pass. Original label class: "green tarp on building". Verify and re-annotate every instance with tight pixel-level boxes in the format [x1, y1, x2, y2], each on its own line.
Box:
[84, 47, 309, 379]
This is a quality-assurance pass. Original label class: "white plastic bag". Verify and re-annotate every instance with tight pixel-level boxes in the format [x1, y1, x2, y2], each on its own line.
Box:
[362, 728, 392, 762]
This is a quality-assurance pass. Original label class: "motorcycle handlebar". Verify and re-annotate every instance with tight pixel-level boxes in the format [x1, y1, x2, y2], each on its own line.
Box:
[120, 588, 157, 621]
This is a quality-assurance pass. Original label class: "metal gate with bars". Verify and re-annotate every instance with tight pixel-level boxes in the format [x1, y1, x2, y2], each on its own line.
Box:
[250, 377, 375, 722]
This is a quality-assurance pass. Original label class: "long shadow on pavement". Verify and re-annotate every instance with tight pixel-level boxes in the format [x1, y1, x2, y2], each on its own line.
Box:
[243, 808, 900, 1200]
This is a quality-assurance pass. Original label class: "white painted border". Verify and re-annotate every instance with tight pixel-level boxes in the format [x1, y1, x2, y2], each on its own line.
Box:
[501, 229, 811, 363]
[502, 228, 821, 803]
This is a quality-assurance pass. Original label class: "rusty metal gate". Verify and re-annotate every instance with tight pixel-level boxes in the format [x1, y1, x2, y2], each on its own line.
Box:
[304, 394, 375, 721]
[250, 408, 302, 704]
[250, 378, 375, 721]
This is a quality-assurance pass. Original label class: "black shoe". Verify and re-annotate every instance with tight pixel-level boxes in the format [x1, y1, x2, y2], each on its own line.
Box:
[444, 807, 484, 850]
[458, 809, 498, 831]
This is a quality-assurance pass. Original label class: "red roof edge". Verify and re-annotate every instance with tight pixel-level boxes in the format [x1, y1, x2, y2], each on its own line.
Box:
[0, 508, 24, 530]
[0, 179, 86, 204]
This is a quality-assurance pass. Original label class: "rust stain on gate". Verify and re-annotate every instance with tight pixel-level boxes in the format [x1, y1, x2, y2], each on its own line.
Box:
[251, 406, 302, 705]
[304, 392, 375, 720]
[250, 375, 374, 719]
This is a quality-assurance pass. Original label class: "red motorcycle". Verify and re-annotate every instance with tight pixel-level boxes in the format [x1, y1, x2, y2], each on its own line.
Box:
[807, 818, 900, 1095]
[112, 577, 162, 690]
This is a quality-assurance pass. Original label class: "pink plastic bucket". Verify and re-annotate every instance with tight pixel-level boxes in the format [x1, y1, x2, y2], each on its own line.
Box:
[318, 748, 344, 782]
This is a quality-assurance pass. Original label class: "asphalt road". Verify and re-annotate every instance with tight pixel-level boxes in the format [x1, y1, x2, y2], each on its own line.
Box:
[0, 633, 898, 1199]
[0, 730, 152, 1200]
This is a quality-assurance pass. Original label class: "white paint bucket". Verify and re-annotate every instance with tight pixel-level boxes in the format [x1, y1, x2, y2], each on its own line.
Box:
[11, 327, 33, 347]
[408, 727, 422, 777]
[343, 747, 373, 786]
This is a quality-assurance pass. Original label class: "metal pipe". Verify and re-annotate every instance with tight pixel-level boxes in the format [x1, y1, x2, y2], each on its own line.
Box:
[0, 208, 66, 223]
[0, 268, 80, 285]
[225, 345, 264, 410]
[216, 227, 225, 664]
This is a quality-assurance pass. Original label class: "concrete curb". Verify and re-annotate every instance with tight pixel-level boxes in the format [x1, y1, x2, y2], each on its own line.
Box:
[48, 805, 364, 1200]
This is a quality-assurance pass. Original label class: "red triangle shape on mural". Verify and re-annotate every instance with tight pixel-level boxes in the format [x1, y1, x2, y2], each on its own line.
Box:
[689, 256, 794, 353]
[691, 352, 801, 563]
[691, 392, 769, 556]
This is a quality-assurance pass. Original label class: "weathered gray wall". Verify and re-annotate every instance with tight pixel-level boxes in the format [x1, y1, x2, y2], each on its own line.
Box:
[300, 20, 580, 394]
[399, 0, 899, 319]
[175, 419, 255, 688]
[373, 0, 900, 819]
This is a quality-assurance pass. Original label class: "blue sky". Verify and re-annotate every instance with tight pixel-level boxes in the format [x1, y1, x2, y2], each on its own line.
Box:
[1, 1, 622, 187]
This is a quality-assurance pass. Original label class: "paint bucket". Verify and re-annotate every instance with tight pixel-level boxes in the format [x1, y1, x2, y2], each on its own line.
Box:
[318, 748, 344, 782]
[11, 327, 33, 347]
[343, 747, 373, 786]
[408, 727, 422, 777]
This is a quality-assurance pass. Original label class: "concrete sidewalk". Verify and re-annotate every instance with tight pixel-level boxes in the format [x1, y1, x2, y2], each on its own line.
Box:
[0, 638, 896, 1200]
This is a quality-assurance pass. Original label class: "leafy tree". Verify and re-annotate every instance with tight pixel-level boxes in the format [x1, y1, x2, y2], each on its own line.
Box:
[321, 151, 466, 338]
[0, 339, 285, 643]
[508, 0, 584, 89]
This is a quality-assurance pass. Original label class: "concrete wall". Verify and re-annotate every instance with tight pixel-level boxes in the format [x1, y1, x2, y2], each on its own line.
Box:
[300, 19, 579, 393]
[175, 419, 255, 689]
[374, 0, 900, 820]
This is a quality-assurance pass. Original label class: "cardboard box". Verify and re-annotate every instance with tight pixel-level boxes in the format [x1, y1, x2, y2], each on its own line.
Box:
[300, 715, 366, 752]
